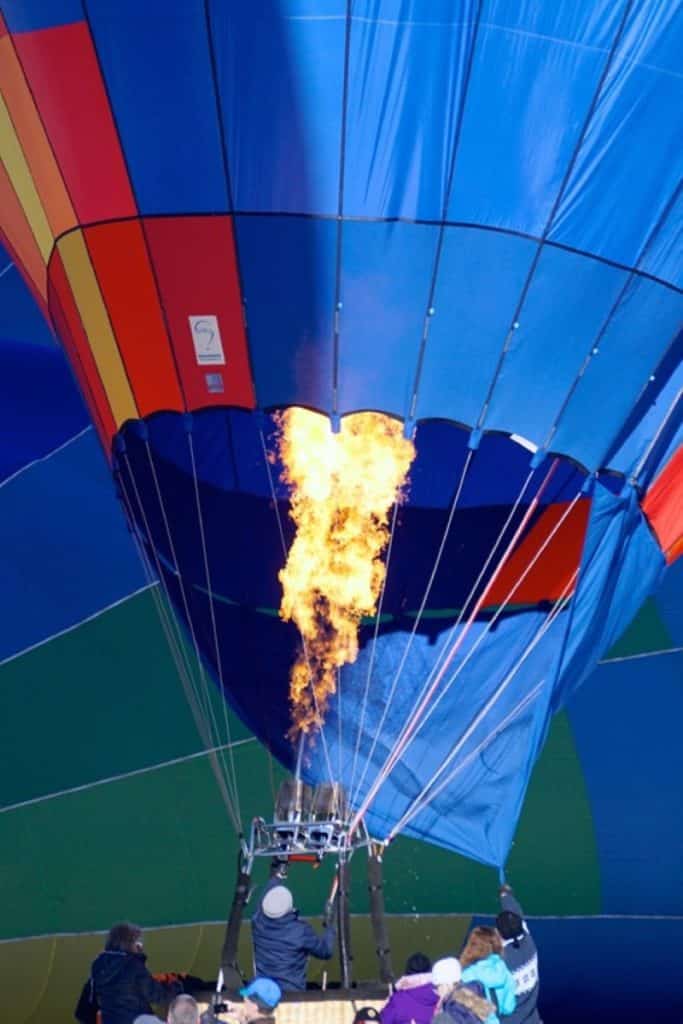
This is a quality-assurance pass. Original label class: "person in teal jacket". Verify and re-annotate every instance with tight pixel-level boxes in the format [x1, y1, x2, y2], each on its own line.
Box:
[460, 927, 516, 1024]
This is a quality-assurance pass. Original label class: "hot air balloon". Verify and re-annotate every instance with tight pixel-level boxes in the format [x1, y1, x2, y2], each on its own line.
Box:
[1, 2, 681, 1020]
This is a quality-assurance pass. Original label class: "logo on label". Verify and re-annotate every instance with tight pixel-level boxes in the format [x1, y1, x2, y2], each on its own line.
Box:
[189, 315, 225, 366]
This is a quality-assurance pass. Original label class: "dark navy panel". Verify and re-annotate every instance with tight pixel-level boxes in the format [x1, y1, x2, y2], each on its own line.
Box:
[235, 215, 336, 411]
[210, 2, 344, 214]
[569, 651, 683, 915]
[0, 339, 87, 483]
[414, 227, 536, 426]
[1, 0, 83, 31]
[0, 429, 144, 662]
[448, 13, 613, 235]
[87, 0, 228, 214]
[519, 919, 683, 1023]
[552, 277, 683, 470]
[485, 248, 627, 445]
[337, 220, 434, 416]
[0, 252, 54, 348]
[344, 0, 476, 219]
[550, 4, 683, 277]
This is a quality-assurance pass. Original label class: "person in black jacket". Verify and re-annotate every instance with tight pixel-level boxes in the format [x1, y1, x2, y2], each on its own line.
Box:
[75, 922, 184, 1024]
[251, 877, 335, 991]
[496, 884, 542, 1024]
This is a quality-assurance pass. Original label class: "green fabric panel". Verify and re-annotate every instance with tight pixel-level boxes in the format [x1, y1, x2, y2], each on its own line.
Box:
[0, 590, 598, 942]
[603, 596, 673, 660]
[0, 588, 249, 807]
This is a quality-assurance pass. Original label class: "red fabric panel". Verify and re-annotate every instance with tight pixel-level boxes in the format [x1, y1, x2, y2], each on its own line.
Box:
[485, 498, 591, 607]
[144, 216, 255, 410]
[85, 221, 184, 418]
[13, 22, 135, 224]
[0, 12, 8, 38]
[48, 250, 116, 447]
[643, 446, 683, 565]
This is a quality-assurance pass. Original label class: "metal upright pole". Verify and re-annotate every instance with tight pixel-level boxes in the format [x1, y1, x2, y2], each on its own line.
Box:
[337, 855, 353, 989]
[368, 845, 393, 983]
[220, 852, 252, 991]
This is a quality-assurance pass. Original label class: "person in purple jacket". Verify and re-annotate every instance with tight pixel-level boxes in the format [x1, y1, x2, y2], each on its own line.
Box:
[380, 953, 438, 1024]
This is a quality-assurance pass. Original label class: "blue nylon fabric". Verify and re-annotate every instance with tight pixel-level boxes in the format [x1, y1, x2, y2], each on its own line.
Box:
[0, 246, 87, 482]
[0, 430, 145, 662]
[343, 0, 476, 220]
[0, 251, 54, 349]
[337, 221, 435, 416]
[209, 1, 344, 214]
[234, 216, 336, 412]
[0, 0, 82, 31]
[3, 0, 680, 472]
[87, 0, 229, 214]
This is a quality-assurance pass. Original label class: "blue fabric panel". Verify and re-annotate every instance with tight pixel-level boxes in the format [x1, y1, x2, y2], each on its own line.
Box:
[325, 606, 568, 866]
[0, 255, 54, 348]
[551, 277, 683, 471]
[0, 340, 87, 483]
[552, 484, 665, 712]
[447, 9, 621, 235]
[549, 4, 683, 279]
[337, 220, 434, 416]
[0, 0, 82, 31]
[569, 650, 683, 914]
[605, 337, 683, 480]
[639, 189, 683, 291]
[210, 2, 344, 214]
[414, 227, 536, 426]
[235, 215, 336, 411]
[87, 0, 228, 214]
[0, 430, 144, 662]
[485, 248, 627, 444]
[343, 0, 476, 219]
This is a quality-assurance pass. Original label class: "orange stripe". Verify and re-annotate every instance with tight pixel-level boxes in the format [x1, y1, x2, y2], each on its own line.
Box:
[0, 159, 46, 300]
[0, 33, 76, 238]
[486, 498, 591, 607]
[84, 221, 184, 418]
[643, 445, 683, 564]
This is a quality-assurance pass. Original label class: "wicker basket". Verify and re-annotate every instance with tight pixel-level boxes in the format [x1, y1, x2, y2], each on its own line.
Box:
[199, 997, 384, 1023]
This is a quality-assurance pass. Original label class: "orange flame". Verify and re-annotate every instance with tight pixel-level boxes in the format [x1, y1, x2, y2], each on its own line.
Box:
[276, 408, 415, 735]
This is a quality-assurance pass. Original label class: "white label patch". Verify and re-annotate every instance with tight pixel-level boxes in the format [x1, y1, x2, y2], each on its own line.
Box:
[189, 315, 225, 366]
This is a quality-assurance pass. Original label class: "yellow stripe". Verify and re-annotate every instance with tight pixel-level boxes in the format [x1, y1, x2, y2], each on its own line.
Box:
[0, 93, 52, 262]
[57, 231, 139, 427]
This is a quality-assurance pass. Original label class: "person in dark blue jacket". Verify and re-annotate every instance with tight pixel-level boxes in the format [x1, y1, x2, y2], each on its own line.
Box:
[496, 884, 542, 1024]
[75, 922, 183, 1024]
[251, 877, 336, 991]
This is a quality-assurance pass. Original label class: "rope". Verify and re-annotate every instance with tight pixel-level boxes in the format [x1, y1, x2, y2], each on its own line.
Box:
[388, 575, 576, 839]
[348, 457, 559, 837]
[141, 438, 242, 829]
[384, 489, 584, 761]
[348, 495, 402, 800]
[350, 446, 475, 807]
[117, 449, 241, 830]
[187, 430, 243, 830]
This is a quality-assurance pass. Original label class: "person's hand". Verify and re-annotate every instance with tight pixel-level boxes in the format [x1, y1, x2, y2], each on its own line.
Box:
[499, 882, 513, 896]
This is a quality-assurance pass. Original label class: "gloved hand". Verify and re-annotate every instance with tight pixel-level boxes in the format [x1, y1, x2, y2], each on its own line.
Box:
[499, 882, 513, 897]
